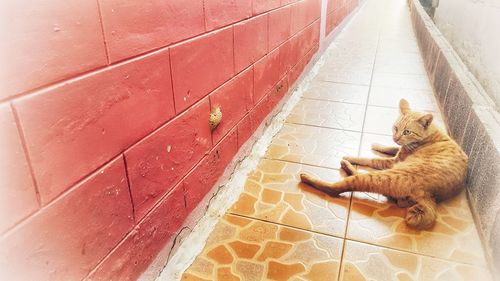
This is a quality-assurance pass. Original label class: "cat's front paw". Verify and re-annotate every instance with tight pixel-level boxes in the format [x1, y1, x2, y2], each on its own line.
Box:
[340, 160, 356, 176]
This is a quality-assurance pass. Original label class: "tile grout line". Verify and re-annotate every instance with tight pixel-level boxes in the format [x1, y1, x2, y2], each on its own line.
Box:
[336, 6, 384, 280]
[263, 157, 343, 171]
[299, 96, 368, 106]
[227, 212, 348, 240]
[284, 121, 364, 134]
[344, 238, 489, 268]
[227, 208, 488, 268]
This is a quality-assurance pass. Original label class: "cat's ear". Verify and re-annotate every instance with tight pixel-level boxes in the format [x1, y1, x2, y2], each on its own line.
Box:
[417, 113, 433, 128]
[399, 99, 411, 115]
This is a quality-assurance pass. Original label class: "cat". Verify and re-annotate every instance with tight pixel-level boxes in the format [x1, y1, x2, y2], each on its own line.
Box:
[300, 99, 468, 229]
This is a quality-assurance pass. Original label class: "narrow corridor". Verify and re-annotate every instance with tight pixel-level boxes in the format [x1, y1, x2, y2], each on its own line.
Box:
[178, 0, 492, 280]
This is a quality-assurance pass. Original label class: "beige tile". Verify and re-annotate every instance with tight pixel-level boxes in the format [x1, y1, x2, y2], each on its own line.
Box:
[346, 191, 489, 266]
[302, 81, 369, 104]
[182, 214, 344, 281]
[374, 58, 427, 75]
[286, 99, 366, 131]
[363, 106, 446, 135]
[265, 123, 361, 169]
[320, 58, 373, 75]
[368, 86, 439, 111]
[359, 133, 396, 158]
[339, 240, 492, 281]
[317, 56, 373, 86]
[229, 159, 350, 237]
[372, 72, 432, 91]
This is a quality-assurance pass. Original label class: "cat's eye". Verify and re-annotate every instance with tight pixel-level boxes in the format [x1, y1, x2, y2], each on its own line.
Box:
[403, 129, 411, 135]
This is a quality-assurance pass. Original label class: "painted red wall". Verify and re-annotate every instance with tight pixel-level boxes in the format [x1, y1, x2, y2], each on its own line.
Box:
[326, 0, 359, 35]
[0, 0, 358, 280]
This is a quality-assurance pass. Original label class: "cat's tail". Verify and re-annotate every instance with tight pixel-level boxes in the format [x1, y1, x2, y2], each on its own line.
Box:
[405, 197, 437, 230]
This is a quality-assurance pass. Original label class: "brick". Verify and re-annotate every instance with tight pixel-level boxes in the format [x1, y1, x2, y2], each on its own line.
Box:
[234, 14, 269, 73]
[443, 76, 473, 141]
[462, 111, 482, 155]
[87, 183, 186, 281]
[0, 0, 106, 99]
[125, 99, 211, 221]
[183, 129, 238, 212]
[290, 0, 308, 35]
[250, 93, 274, 130]
[332, 8, 341, 27]
[467, 139, 500, 241]
[306, 0, 322, 25]
[268, 76, 289, 110]
[433, 53, 452, 105]
[253, 0, 281, 15]
[297, 20, 320, 60]
[0, 104, 38, 233]
[269, 6, 291, 51]
[254, 49, 281, 103]
[14, 49, 175, 204]
[99, 0, 205, 62]
[279, 38, 300, 77]
[289, 54, 306, 87]
[210, 68, 254, 144]
[327, 0, 337, 12]
[237, 113, 254, 147]
[311, 21, 321, 47]
[204, 0, 252, 31]
[170, 27, 234, 113]
[281, 0, 294, 5]
[326, 11, 336, 35]
[0, 156, 134, 281]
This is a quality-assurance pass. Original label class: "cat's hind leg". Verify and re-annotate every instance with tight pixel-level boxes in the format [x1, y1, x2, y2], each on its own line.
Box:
[301, 170, 411, 199]
[405, 196, 437, 229]
[371, 143, 400, 156]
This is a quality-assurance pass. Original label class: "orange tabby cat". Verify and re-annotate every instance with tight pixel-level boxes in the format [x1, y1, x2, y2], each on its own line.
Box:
[300, 99, 468, 229]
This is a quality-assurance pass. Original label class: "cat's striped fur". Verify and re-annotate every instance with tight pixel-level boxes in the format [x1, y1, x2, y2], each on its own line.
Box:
[300, 99, 468, 229]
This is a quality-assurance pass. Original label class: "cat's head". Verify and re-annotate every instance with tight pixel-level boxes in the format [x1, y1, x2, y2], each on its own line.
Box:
[392, 99, 434, 146]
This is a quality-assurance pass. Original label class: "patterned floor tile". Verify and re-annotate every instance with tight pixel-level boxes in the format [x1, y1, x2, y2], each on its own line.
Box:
[181, 214, 344, 281]
[286, 99, 366, 131]
[346, 191, 488, 266]
[363, 106, 446, 135]
[368, 86, 438, 112]
[339, 240, 492, 281]
[302, 81, 369, 104]
[265, 123, 361, 169]
[229, 159, 350, 237]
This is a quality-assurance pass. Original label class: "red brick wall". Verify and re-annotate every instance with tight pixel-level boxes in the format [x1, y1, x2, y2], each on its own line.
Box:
[0, 0, 358, 279]
[326, 0, 359, 35]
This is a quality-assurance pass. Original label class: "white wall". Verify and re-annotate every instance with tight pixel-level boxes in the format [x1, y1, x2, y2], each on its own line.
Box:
[433, 0, 500, 107]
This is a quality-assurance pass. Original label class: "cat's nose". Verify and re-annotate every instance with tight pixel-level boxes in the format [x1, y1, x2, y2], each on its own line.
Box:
[393, 135, 401, 143]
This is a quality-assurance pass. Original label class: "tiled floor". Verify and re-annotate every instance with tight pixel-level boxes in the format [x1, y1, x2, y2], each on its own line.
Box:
[180, 0, 492, 280]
